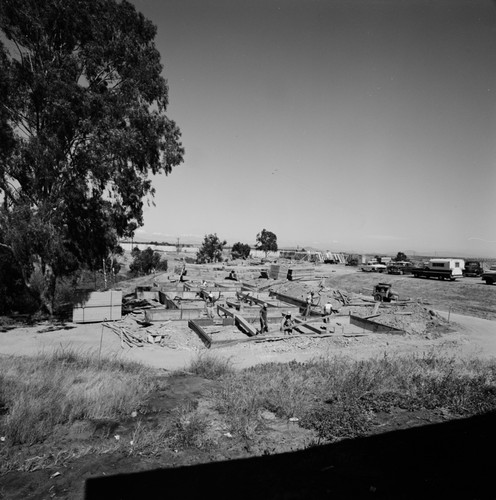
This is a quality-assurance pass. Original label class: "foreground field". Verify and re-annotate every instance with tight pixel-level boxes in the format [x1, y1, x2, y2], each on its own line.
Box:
[2, 351, 496, 499]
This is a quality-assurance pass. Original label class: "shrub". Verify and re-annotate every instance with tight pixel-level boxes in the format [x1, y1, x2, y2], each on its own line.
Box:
[188, 353, 233, 380]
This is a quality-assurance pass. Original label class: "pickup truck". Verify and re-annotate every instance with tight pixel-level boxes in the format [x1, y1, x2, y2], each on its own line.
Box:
[463, 261, 483, 277]
[387, 261, 413, 275]
[361, 263, 387, 273]
[411, 258, 464, 281]
[482, 266, 496, 285]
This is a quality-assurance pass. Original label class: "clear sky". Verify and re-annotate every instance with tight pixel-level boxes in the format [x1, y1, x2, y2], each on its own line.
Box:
[131, 0, 496, 257]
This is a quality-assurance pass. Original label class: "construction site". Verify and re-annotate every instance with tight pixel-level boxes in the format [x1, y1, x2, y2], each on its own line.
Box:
[67, 256, 457, 365]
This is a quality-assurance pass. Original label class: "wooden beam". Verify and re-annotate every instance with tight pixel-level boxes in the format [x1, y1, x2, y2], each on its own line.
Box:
[216, 304, 258, 336]
[188, 320, 213, 348]
[217, 304, 236, 318]
[293, 316, 323, 334]
[234, 315, 258, 337]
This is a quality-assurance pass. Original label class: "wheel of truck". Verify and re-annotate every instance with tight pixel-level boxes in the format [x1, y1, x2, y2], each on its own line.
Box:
[374, 293, 382, 302]
[438, 276, 444, 280]
[486, 279, 494, 285]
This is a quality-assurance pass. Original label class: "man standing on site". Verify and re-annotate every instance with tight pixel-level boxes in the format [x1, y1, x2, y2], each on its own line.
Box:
[322, 300, 339, 332]
[304, 291, 315, 319]
[259, 303, 269, 334]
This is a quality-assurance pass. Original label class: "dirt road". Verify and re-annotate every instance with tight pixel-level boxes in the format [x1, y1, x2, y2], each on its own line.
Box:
[0, 309, 495, 371]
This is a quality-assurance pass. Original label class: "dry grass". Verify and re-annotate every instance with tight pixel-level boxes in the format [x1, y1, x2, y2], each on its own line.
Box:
[0, 348, 155, 447]
[2, 349, 496, 473]
[0, 350, 219, 472]
[187, 353, 234, 380]
[128, 403, 216, 455]
[211, 353, 496, 442]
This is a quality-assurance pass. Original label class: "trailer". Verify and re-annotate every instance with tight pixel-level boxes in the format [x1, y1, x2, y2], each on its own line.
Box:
[411, 258, 465, 281]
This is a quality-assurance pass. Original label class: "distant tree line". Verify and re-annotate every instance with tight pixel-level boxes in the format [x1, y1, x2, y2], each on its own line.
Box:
[196, 229, 278, 263]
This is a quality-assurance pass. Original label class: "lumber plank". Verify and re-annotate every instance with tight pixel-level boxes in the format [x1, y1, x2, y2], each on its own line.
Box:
[188, 320, 213, 348]
[216, 304, 257, 336]
[234, 315, 258, 337]
[293, 316, 323, 334]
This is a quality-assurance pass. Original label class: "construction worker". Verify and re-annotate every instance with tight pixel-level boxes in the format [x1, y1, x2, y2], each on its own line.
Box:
[322, 300, 339, 332]
[259, 303, 269, 334]
[205, 291, 216, 319]
[280, 311, 295, 335]
[304, 291, 315, 319]
[179, 259, 187, 282]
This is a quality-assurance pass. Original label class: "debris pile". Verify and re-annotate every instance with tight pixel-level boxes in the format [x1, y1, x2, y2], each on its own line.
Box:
[103, 315, 203, 350]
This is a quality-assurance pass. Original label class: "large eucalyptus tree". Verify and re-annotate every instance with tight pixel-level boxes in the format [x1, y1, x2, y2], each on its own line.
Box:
[0, 0, 183, 311]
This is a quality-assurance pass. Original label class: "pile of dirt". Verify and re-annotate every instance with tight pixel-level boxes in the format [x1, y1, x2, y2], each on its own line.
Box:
[371, 304, 452, 337]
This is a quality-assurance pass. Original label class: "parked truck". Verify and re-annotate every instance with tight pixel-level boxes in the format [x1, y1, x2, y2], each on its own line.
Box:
[411, 258, 465, 281]
[482, 265, 496, 285]
[463, 260, 483, 277]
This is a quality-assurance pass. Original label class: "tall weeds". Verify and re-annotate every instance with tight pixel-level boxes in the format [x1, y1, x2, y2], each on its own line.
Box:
[0, 349, 155, 446]
[212, 354, 496, 442]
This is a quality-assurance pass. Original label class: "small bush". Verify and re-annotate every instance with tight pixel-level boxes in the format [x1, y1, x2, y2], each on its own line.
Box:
[302, 398, 371, 441]
[129, 404, 214, 455]
[188, 353, 233, 380]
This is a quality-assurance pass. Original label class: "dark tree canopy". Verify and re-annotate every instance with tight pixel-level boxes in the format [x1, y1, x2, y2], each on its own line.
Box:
[0, 0, 183, 311]
[196, 234, 226, 264]
[394, 252, 409, 262]
[231, 242, 251, 260]
[129, 247, 167, 276]
[256, 229, 278, 257]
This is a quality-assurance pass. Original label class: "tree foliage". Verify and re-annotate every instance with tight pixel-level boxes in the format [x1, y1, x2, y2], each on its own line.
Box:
[0, 0, 183, 312]
[394, 252, 408, 262]
[196, 234, 226, 264]
[129, 247, 167, 276]
[231, 242, 251, 260]
[256, 229, 278, 257]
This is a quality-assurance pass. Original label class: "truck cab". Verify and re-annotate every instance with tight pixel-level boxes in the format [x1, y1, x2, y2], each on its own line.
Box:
[387, 261, 413, 275]
[463, 261, 483, 277]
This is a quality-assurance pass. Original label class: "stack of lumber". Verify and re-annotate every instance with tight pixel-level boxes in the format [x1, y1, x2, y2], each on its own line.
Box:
[333, 289, 351, 305]
[287, 266, 316, 281]
[269, 264, 289, 279]
[72, 290, 122, 323]
[103, 321, 172, 348]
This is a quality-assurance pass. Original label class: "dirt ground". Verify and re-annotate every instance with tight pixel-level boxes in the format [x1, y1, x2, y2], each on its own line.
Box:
[1, 263, 496, 499]
[1, 264, 495, 369]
